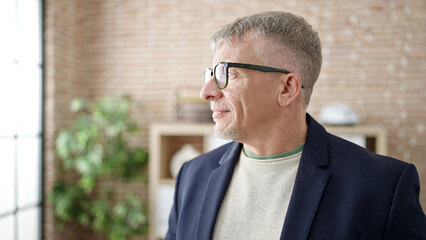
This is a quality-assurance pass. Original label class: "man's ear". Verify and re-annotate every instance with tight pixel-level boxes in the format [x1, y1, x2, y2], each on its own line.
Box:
[278, 73, 303, 107]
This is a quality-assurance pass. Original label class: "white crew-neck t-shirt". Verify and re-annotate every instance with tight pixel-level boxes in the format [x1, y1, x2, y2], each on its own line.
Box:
[213, 145, 303, 240]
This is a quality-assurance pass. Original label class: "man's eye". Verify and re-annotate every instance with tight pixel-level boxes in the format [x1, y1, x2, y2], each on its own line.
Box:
[228, 72, 238, 79]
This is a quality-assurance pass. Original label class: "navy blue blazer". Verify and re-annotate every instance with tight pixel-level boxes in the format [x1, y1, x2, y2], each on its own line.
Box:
[166, 115, 426, 240]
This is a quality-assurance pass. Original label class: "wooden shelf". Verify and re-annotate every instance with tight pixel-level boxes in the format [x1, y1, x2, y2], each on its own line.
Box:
[324, 125, 387, 155]
[149, 123, 214, 240]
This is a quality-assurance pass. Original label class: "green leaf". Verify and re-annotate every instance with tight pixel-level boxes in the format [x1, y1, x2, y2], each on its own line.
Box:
[77, 212, 90, 226]
[70, 99, 87, 113]
[90, 199, 110, 232]
[113, 203, 128, 219]
[56, 132, 72, 159]
[87, 145, 103, 167]
[76, 157, 92, 175]
[78, 175, 95, 193]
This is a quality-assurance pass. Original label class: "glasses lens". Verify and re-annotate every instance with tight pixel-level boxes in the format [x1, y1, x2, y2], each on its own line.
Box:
[214, 63, 227, 89]
[203, 68, 213, 85]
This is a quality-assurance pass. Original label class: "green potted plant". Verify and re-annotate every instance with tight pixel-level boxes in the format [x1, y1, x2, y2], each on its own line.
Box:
[50, 95, 149, 240]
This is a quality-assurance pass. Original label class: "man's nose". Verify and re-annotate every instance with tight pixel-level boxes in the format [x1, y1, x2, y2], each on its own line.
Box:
[200, 77, 223, 101]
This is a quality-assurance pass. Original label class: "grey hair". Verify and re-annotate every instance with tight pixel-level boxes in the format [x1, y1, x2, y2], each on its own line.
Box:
[211, 11, 322, 107]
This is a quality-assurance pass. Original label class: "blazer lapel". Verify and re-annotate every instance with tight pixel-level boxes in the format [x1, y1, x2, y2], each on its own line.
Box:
[280, 162, 330, 240]
[195, 142, 241, 240]
[280, 115, 331, 240]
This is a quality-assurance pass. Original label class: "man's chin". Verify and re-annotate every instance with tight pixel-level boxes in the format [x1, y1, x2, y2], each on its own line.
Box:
[213, 124, 240, 140]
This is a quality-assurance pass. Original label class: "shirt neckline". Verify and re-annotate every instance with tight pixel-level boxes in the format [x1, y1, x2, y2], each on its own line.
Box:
[243, 143, 305, 160]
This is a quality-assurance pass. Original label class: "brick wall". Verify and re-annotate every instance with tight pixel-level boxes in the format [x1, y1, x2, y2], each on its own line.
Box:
[44, 0, 426, 239]
[43, 0, 95, 239]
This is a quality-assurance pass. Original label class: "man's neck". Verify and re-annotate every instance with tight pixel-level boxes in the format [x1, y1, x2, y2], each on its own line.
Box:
[241, 113, 308, 156]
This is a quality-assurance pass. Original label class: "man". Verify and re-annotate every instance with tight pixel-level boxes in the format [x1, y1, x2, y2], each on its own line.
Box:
[165, 11, 426, 240]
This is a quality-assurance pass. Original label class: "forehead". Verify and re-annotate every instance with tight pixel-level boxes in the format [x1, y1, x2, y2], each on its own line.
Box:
[212, 35, 266, 66]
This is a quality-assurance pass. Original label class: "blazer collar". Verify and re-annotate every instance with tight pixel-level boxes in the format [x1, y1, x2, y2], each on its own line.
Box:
[195, 142, 241, 239]
[301, 114, 329, 167]
[280, 114, 331, 240]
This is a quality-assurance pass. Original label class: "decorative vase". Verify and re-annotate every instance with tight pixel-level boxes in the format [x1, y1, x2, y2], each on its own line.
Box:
[170, 144, 201, 178]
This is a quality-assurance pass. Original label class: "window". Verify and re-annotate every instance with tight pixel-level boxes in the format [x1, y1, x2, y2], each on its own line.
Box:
[0, 1, 43, 240]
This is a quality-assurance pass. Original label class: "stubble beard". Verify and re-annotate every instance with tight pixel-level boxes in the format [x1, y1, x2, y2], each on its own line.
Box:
[211, 102, 242, 140]
[213, 121, 241, 140]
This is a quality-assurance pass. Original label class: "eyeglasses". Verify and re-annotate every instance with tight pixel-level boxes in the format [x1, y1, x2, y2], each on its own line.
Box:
[203, 62, 304, 90]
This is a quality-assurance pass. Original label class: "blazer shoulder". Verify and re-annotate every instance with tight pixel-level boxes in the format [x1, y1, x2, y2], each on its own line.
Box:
[180, 141, 236, 175]
[326, 131, 408, 174]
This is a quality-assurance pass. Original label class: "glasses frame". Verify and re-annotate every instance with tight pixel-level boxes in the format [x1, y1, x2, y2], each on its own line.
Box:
[203, 62, 304, 90]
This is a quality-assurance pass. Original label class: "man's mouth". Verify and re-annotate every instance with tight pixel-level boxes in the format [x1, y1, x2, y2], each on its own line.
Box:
[211, 105, 231, 119]
[212, 109, 229, 119]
